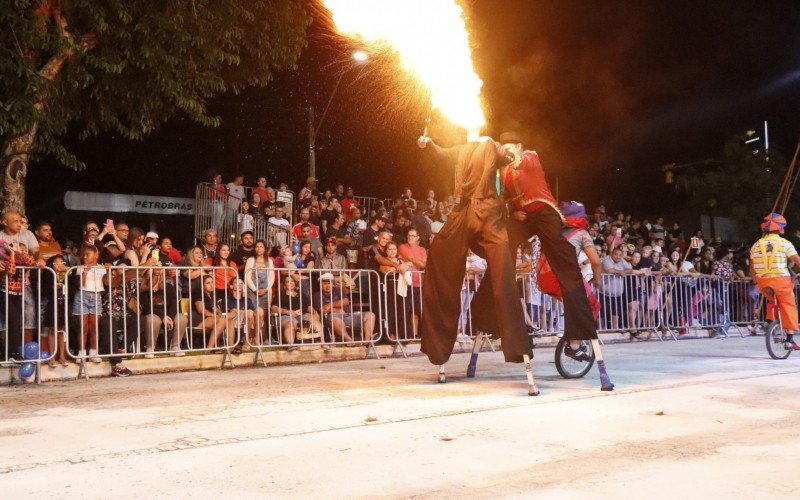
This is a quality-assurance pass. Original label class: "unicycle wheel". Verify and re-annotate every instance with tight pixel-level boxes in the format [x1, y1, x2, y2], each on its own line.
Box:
[555, 336, 595, 379]
[765, 321, 792, 360]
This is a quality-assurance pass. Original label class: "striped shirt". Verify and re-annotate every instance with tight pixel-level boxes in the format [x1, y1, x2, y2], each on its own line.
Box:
[750, 234, 797, 277]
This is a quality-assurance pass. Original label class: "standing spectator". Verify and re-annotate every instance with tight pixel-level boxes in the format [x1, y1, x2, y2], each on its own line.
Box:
[72, 244, 105, 363]
[362, 215, 387, 249]
[308, 200, 322, 228]
[1, 210, 40, 259]
[35, 221, 62, 260]
[318, 237, 348, 270]
[429, 210, 444, 241]
[298, 223, 323, 257]
[226, 173, 246, 212]
[320, 198, 341, 234]
[298, 176, 317, 206]
[42, 255, 69, 366]
[244, 240, 275, 311]
[145, 231, 159, 249]
[292, 208, 320, 239]
[231, 231, 255, 273]
[424, 189, 437, 213]
[399, 228, 427, 338]
[206, 171, 227, 231]
[252, 177, 270, 203]
[62, 240, 80, 267]
[324, 214, 352, 254]
[649, 217, 666, 241]
[341, 187, 360, 221]
[333, 184, 346, 201]
[250, 193, 263, 215]
[0, 236, 37, 360]
[238, 200, 254, 235]
[345, 207, 366, 249]
[410, 210, 432, 249]
[401, 187, 417, 212]
[601, 247, 632, 331]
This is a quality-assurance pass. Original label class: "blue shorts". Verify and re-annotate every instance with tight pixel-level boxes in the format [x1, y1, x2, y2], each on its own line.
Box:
[72, 290, 103, 316]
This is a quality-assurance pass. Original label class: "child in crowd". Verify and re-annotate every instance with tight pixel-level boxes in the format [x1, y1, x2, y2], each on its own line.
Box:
[43, 255, 70, 366]
[71, 244, 106, 363]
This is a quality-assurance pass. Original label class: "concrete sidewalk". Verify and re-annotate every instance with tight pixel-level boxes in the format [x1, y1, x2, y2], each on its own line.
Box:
[1, 336, 799, 498]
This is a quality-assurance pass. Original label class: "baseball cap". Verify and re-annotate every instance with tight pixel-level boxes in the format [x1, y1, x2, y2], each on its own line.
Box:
[145, 231, 159, 239]
[319, 272, 335, 282]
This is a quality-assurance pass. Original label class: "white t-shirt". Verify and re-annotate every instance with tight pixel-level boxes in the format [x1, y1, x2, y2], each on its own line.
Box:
[268, 217, 291, 228]
[0, 230, 39, 255]
[80, 266, 106, 292]
[226, 183, 246, 209]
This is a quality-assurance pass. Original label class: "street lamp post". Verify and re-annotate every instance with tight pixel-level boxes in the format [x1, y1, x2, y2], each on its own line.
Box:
[308, 50, 368, 179]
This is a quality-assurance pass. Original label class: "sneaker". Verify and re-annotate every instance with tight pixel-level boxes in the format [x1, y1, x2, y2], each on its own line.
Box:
[785, 341, 800, 351]
[111, 364, 132, 377]
[89, 349, 102, 363]
[322, 344, 332, 352]
[287, 346, 298, 352]
[78, 349, 87, 359]
[144, 347, 155, 359]
[564, 344, 592, 362]
[170, 350, 186, 357]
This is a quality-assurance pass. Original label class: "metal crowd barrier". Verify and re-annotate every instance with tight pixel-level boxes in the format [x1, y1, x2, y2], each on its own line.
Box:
[252, 219, 292, 250]
[194, 183, 244, 249]
[64, 265, 242, 378]
[1, 267, 58, 380]
[244, 267, 383, 362]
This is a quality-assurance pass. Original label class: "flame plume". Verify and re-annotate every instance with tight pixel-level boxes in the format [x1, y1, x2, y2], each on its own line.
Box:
[321, 0, 486, 135]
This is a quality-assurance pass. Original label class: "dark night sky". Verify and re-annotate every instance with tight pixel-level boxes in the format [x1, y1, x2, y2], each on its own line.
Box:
[28, 0, 800, 224]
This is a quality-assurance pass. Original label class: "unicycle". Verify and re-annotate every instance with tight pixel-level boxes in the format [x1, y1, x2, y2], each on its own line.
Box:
[762, 287, 793, 360]
[554, 336, 595, 378]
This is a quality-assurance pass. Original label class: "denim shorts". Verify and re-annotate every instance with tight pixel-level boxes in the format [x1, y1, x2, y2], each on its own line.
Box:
[72, 290, 103, 316]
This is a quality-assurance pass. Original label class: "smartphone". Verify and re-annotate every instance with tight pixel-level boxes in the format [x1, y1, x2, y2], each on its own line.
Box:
[152, 249, 160, 263]
[616, 228, 622, 237]
[106, 219, 114, 230]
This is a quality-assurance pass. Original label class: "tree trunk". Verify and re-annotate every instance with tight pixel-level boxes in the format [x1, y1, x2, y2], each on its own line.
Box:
[1, 123, 39, 215]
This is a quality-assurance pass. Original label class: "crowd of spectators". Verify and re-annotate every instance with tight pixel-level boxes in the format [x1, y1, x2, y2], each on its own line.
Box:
[1, 170, 759, 378]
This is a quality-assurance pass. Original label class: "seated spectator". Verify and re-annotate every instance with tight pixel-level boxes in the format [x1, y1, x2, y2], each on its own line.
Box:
[271, 275, 323, 348]
[159, 237, 182, 265]
[308, 200, 322, 227]
[424, 189, 437, 213]
[297, 240, 316, 269]
[0, 235, 37, 361]
[192, 275, 228, 351]
[318, 237, 348, 270]
[268, 206, 291, 229]
[320, 198, 341, 234]
[212, 243, 239, 296]
[249, 193, 263, 215]
[62, 239, 80, 267]
[429, 210, 444, 240]
[222, 277, 263, 350]
[410, 209, 432, 249]
[35, 221, 62, 260]
[137, 255, 185, 358]
[201, 228, 219, 262]
[649, 217, 666, 241]
[317, 272, 375, 343]
[231, 231, 255, 273]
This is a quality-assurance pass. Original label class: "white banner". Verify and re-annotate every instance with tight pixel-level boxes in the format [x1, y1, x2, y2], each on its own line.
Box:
[64, 191, 195, 215]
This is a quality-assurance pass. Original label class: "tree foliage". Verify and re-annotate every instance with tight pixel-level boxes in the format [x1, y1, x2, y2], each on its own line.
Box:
[677, 136, 794, 240]
[0, 0, 311, 170]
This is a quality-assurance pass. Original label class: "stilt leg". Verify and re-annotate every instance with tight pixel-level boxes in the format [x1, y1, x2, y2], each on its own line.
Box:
[438, 364, 446, 383]
[591, 339, 615, 391]
[522, 354, 539, 396]
[466, 333, 482, 377]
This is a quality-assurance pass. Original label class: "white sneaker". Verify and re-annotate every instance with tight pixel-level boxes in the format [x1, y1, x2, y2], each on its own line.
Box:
[171, 350, 186, 357]
[144, 347, 155, 359]
[78, 349, 87, 359]
[88, 349, 102, 363]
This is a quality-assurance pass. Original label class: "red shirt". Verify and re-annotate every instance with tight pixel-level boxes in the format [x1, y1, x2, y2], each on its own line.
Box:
[398, 243, 427, 287]
[252, 187, 269, 203]
[500, 151, 557, 213]
[341, 198, 360, 221]
[292, 222, 320, 239]
[207, 183, 226, 200]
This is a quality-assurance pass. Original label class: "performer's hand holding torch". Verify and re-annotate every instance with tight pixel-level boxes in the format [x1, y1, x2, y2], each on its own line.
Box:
[417, 136, 431, 149]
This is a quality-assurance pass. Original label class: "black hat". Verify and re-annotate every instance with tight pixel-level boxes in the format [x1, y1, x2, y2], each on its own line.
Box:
[499, 131, 523, 144]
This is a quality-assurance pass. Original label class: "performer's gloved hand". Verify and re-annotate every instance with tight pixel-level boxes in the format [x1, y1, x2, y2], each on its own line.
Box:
[417, 136, 431, 149]
[512, 210, 527, 222]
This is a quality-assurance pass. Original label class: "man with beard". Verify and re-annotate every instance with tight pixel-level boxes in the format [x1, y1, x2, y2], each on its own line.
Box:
[417, 135, 537, 394]
[231, 231, 255, 275]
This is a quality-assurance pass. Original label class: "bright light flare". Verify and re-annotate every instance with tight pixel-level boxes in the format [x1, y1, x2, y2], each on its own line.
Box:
[352, 50, 369, 62]
[322, 0, 486, 134]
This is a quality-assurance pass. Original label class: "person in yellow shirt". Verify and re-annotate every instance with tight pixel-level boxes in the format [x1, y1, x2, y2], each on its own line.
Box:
[750, 213, 800, 350]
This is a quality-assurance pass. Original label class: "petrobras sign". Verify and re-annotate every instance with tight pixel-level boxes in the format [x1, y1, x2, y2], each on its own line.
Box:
[64, 191, 195, 215]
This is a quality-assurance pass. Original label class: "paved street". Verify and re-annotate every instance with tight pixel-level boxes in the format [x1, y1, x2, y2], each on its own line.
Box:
[2, 336, 800, 498]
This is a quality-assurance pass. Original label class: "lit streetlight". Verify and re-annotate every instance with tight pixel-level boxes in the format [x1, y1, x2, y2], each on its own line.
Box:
[308, 50, 369, 178]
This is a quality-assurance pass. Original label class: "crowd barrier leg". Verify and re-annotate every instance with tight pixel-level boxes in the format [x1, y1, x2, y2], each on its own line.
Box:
[252, 346, 267, 367]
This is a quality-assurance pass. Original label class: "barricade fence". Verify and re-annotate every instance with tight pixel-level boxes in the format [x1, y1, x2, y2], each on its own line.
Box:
[0, 262, 770, 378]
[1, 267, 58, 370]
